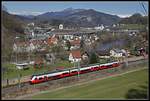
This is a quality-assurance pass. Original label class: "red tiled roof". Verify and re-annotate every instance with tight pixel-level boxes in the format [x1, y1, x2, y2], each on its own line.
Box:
[30, 40, 45, 45]
[70, 50, 81, 58]
[47, 37, 57, 45]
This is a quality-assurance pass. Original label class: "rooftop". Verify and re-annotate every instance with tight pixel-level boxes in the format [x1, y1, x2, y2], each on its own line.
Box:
[70, 50, 81, 58]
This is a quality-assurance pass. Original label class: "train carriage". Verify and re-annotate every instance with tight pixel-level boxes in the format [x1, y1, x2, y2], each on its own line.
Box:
[30, 61, 120, 84]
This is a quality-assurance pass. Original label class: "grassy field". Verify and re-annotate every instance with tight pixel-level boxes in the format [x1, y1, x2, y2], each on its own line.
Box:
[30, 68, 148, 99]
[2, 60, 73, 79]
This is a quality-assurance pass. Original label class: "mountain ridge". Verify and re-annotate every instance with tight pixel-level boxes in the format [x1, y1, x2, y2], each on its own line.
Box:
[31, 8, 121, 27]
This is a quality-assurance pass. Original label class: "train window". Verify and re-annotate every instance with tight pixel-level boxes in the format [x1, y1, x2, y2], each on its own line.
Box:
[39, 77, 43, 80]
[63, 72, 68, 75]
[109, 65, 113, 68]
[107, 65, 110, 68]
[101, 66, 105, 69]
[71, 71, 77, 73]
[95, 66, 98, 68]
[87, 69, 91, 71]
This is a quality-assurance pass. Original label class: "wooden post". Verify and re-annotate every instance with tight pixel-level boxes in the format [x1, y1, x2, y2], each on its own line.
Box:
[7, 78, 9, 86]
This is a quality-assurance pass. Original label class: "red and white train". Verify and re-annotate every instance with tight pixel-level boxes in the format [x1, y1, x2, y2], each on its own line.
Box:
[30, 61, 120, 84]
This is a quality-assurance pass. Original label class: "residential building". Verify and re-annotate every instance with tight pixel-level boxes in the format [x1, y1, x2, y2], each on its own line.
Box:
[59, 24, 63, 29]
[47, 35, 58, 46]
[110, 49, 126, 58]
[69, 50, 82, 63]
[70, 39, 81, 50]
[81, 52, 89, 60]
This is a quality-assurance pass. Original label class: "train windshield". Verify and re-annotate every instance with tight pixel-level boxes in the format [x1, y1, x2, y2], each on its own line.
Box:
[31, 76, 36, 80]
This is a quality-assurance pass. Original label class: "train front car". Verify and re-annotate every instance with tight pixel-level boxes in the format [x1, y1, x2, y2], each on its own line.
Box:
[30, 75, 37, 84]
[113, 61, 120, 67]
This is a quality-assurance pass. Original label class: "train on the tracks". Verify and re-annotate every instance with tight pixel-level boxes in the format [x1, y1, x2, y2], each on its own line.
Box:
[30, 61, 120, 84]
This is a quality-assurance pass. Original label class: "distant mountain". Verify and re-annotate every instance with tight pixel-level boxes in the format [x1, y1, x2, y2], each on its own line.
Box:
[33, 8, 121, 27]
[119, 13, 148, 25]
[9, 8, 121, 27]
[35, 8, 85, 21]
[14, 14, 35, 23]
[22, 15, 35, 19]
[63, 9, 121, 27]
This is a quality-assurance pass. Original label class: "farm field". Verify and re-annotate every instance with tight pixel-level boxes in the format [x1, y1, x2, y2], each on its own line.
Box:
[30, 68, 148, 100]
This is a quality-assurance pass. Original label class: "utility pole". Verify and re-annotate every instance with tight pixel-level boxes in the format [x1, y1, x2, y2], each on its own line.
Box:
[77, 61, 80, 79]
[125, 50, 128, 67]
[18, 70, 21, 89]
[6, 71, 9, 86]
[15, 37, 21, 89]
[74, 61, 80, 80]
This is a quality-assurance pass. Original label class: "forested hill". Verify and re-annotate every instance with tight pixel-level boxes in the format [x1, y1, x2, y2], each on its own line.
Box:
[119, 13, 148, 25]
[2, 10, 26, 62]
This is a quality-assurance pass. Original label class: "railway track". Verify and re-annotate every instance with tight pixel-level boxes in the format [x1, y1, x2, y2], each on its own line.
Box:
[2, 59, 148, 99]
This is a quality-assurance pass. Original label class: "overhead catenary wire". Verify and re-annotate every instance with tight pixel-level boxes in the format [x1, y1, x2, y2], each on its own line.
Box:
[141, 2, 148, 15]
[139, 2, 148, 16]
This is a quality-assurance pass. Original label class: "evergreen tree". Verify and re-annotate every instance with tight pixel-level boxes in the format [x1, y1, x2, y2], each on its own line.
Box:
[66, 40, 71, 51]
[89, 52, 98, 64]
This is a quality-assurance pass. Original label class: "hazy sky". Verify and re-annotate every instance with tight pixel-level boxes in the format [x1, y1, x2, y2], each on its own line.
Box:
[2, 1, 148, 17]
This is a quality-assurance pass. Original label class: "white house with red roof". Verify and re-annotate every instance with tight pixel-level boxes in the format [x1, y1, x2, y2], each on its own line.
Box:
[69, 50, 82, 63]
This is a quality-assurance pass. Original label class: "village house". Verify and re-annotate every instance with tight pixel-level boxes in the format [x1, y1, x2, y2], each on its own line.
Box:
[51, 29, 76, 41]
[47, 35, 58, 46]
[28, 39, 47, 52]
[13, 41, 27, 53]
[13, 39, 47, 53]
[16, 63, 29, 70]
[69, 50, 82, 63]
[70, 39, 81, 50]
[61, 40, 68, 50]
[84, 39, 92, 46]
[110, 49, 128, 58]
[81, 52, 89, 60]
[110, 49, 123, 58]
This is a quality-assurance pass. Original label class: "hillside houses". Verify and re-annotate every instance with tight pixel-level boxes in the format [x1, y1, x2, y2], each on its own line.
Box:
[24, 23, 52, 40]
[110, 49, 129, 58]
[13, 34, 60, 53]
[13, 39, 47, 53]
[15, 23, 136, 65]
[51, 29, 76, 40]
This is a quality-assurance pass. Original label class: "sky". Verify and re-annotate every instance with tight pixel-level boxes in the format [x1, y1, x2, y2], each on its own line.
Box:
[2, 1, 149, 18]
